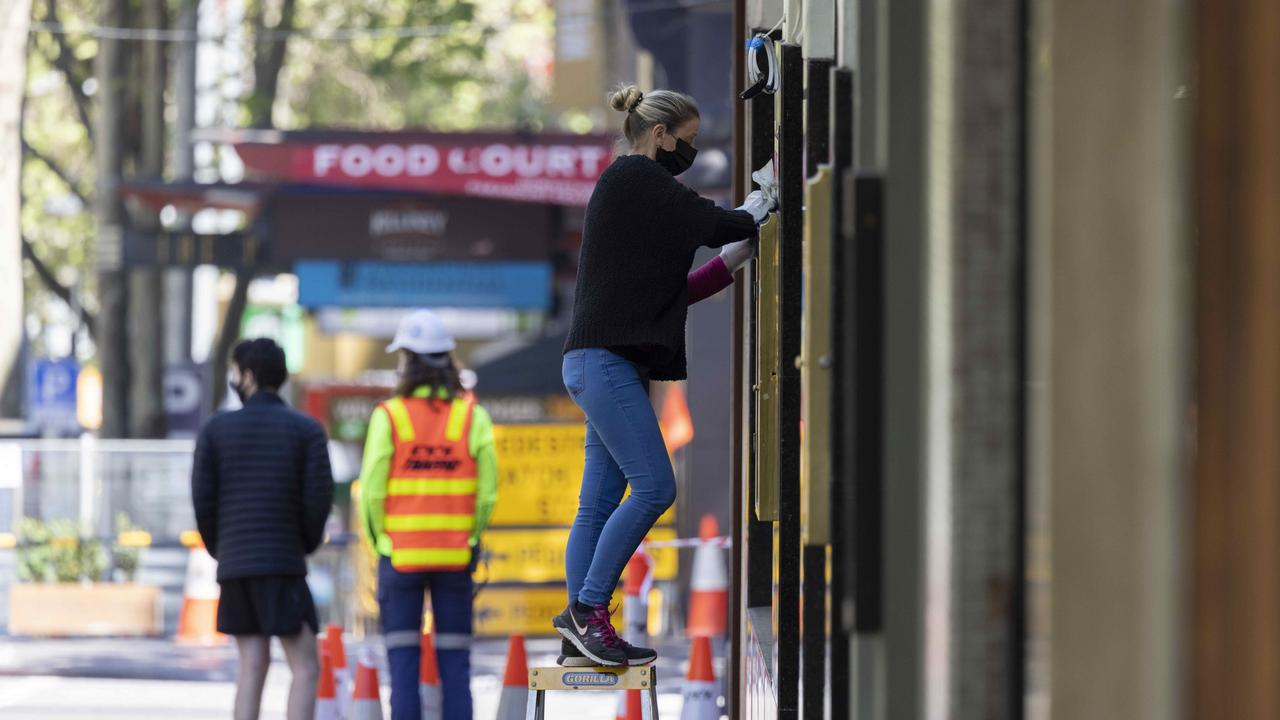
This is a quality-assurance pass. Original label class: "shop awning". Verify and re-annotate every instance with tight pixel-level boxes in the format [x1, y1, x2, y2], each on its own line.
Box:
[194, 128, 618, 207]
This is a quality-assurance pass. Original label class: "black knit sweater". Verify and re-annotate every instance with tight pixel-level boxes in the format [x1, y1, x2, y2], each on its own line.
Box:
[565, 154, 753, 380]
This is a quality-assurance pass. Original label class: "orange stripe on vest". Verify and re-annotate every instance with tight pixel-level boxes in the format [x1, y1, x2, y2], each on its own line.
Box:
[385, 494, 477, 517]
[388, 530, 473, 550]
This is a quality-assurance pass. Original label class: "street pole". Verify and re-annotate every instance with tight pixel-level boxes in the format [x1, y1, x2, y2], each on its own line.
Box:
[166, 0, 198, 372]
[95, 0, 129, 438]
[127, 0, 168, 438]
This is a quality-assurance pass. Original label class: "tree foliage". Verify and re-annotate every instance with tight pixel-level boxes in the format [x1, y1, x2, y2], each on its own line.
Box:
[20, 0, 556, 374]
[21, 0, 99, 359]
[278, 0, 553, 130]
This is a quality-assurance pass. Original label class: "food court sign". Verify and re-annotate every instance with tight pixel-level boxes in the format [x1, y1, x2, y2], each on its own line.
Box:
[233, 133, 616, 206]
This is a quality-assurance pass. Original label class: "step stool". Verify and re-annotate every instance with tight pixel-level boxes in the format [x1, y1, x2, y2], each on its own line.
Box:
[526, 665, 659, 720]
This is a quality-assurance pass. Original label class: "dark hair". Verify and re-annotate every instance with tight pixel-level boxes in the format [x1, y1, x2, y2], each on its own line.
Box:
[395, 350, 464, 402]
[231, 338, 288, 390]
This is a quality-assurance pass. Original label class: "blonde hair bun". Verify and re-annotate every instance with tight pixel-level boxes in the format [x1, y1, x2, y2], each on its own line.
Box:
[611, 86, 699, 148]
[608, 84, 644, 113]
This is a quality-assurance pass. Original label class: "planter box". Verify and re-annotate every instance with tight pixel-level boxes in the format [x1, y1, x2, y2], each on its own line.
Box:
[8, 583, 162, 637]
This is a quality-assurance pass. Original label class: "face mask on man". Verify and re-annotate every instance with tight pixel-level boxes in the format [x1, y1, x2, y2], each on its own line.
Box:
[228, 375, 247, 403]
[656, 137, 698, 176]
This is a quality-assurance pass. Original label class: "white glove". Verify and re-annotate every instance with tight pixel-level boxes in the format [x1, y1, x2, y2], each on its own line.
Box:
[760, 183, 780, 209]
[754, 160, 779, 204]
[719, 236, 756, 272]
[752, 160, 777, 193]
[737, 189, 775, 223]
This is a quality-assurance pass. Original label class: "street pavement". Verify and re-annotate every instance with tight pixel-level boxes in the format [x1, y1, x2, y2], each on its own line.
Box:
[0, 636, 716, 719]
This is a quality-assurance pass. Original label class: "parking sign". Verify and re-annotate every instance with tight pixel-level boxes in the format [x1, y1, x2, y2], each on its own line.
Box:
[26, 359, 80, 435]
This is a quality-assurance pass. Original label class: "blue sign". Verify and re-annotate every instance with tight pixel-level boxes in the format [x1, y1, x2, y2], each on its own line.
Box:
[26, 358, 80, 435]
[295, 261, 552, 310]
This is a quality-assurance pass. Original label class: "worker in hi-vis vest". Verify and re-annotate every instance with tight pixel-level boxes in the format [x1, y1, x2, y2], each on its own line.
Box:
[357, 310, 498, 720]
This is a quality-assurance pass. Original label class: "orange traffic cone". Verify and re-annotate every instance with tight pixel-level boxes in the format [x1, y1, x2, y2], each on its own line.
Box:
[686, 515, 728, 637]
[175, 534, 224, 645]
[324, 624, 351, 716]
[495, 635, 528, 720]
[679, 636, 719, 720]
[325, 624, 349, 672]
[623, 551, 652, 639]
[351, 649, 384, 720]
[420, 631, 442, 720]
[660, 384, 695, 454]
[316, 649, 340, 720]
[615, 688, 643, 720]
[612, 551, 653, 720]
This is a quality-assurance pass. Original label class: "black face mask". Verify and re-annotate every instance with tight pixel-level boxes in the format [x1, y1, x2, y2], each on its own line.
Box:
[228, 378, 247, 403]
[656, 137, 698, 176]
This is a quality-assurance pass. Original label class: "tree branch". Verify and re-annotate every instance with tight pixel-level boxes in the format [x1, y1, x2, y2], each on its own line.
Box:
[22, 139, 91, 208]
[210, 269, 250, 407]
[21, 237, 98, 339]
[209, 0, 297, 402]
[45, 0, 95, 145]
[247, 0, 297, 128]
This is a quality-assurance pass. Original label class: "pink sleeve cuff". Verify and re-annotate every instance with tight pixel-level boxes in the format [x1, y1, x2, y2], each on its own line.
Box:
[687, 255, 735, 305]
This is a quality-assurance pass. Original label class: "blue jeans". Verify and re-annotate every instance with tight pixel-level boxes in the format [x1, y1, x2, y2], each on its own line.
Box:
[562, 348, 677, 607]
[377, 557, 473, 720]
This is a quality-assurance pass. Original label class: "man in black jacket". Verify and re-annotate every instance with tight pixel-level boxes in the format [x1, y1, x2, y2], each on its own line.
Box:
[192, 338, 334, 720]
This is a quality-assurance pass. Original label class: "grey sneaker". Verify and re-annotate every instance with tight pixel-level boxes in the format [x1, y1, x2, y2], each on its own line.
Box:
[551, 603, 628, 667]
[558, 637, 657, 667]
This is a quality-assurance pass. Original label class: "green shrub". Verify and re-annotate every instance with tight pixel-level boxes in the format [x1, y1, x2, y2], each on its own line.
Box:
[16, 518, 105, 583]
[112, 513, 143, 582]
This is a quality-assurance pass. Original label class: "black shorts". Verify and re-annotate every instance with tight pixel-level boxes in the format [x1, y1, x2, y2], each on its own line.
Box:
[217, 575, 318, 637]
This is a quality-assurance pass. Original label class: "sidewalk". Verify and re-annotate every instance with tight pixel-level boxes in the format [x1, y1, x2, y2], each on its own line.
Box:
[0, 637, 240, 683]
[0, 636, 705, 718]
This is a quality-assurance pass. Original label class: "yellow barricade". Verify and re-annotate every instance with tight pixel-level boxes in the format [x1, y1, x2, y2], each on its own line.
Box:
[491, 424, 676, 527]
[481, 527, 678, 584]
[474, 586, 623, 638]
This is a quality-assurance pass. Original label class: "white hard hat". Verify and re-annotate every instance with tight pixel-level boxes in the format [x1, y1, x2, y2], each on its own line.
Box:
[386, 310, 456, 355]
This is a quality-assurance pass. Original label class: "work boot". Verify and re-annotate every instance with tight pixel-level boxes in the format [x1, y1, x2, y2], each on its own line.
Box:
[552, 602, 628, 667]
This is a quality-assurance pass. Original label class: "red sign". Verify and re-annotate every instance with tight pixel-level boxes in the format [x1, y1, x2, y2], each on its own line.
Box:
[234, 133, 616, 206]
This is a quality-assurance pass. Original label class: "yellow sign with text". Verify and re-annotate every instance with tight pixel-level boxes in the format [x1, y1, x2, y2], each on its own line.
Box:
[491, 424, 675, 527]
[491, 424, 586, 526]
[474, 586, 623, 637]
[480, 527, 678, 584]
